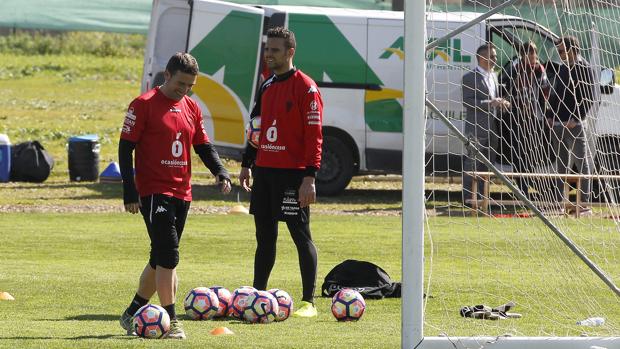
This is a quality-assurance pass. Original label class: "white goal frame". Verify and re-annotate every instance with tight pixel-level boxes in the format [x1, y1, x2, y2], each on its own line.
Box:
[402, 0, 620, 348]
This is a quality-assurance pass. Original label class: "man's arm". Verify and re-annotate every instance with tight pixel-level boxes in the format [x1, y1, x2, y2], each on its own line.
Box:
[118, 139, 139, 213]
[577, 64, 596, 119]
[193, 143, 231, 194]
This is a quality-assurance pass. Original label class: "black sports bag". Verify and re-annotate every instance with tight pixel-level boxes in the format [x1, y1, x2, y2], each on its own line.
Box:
[321, 259, 401, 299]
[10, 141, 54, 182]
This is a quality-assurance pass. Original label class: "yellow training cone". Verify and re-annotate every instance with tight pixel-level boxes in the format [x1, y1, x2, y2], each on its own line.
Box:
[210, 326, 234, 336]
[0, 292, 15, 300]
[228, 205, 249, 215]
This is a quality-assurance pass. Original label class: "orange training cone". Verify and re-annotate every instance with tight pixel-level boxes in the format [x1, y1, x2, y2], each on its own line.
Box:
[228, 205, 249, 215]
[0, 292, 15, 300]
[210, 326, 234, 336]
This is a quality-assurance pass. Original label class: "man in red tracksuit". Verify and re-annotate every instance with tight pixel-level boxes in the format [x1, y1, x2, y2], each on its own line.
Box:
[239, 27, 323, 318]
[118, 52, 231, 338]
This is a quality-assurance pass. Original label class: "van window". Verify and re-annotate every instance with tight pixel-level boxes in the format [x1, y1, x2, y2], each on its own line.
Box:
[489, 23, 558, 70]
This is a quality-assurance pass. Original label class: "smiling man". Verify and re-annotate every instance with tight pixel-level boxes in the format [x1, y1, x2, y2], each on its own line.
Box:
[239, 27, 323, 318]
[118, 52, 231, 339]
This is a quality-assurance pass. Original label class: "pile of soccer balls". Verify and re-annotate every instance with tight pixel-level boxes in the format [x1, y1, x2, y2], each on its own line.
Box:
[184, 285, 294, 324]
[131, 286, 366, 339]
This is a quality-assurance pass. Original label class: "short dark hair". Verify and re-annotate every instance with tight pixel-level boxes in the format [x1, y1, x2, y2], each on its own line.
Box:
[266, 27, 296, 50]
[476, 43, 494, 56]
[556, 35, 580, 53]
[165, 52, 199, 76]
[519, 41, 538, 56]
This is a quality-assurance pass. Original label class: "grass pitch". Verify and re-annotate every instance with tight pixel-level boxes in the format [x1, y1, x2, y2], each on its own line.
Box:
[1, 212, 618, 349]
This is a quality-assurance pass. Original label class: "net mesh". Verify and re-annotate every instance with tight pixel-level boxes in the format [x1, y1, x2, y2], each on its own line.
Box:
[424, 0, 620, 338]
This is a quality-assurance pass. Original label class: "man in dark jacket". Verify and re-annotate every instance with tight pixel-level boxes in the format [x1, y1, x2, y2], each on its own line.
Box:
[546, 36, 595, 212]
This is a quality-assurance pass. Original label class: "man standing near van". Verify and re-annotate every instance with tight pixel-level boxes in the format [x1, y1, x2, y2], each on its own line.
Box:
[546, 36, 595, 213]
[461, 43, 510, 206]
[118, 52, 232, 339]
[239, 27, 323, 318]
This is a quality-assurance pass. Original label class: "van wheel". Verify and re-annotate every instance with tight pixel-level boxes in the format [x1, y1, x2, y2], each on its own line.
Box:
[317, 135, 354, 196]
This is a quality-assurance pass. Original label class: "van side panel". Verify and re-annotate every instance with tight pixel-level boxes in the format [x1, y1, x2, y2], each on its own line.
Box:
[186, 2, 263, 148]
[288, 13, 369, 166]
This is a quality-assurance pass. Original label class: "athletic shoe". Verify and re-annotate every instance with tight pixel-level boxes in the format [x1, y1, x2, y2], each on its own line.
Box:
[292, 301, 317, 318]
[119, 310, 135, 336]
[163, 319, 186, 340]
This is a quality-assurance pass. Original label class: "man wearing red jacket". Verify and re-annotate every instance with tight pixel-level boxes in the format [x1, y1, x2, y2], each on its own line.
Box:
[239, 27, 323, 318]
[118, 52, 231, 338]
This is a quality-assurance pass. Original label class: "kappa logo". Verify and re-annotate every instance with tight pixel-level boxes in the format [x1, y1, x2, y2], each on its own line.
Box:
[307, 85, 318, 93]
[155, 206, 167, 214]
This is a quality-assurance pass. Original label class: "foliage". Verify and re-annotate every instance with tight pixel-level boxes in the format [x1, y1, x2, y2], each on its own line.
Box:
[0, 31, 145, 57]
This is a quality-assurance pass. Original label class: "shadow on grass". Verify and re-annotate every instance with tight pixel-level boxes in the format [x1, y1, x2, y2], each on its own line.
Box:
[0, 334, 130, 340]
[65, 314, 119, 321]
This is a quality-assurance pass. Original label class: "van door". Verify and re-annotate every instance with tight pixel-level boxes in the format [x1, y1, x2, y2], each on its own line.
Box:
[187, 0, 264, 155]
[365, 18, 404, 172]
[141, 0, 191, 93]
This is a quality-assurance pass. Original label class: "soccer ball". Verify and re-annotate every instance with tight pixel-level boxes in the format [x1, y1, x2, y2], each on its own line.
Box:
[227, 286, 256, 319]
[268, 288, 293, 321]
[183, 287, 219, 320]
[132, 304, 170, 339]
[243, 290, 279, 324]
[209, 286, 232, 318]
[331, 288, 366, 321]
[245, 116, 261, 148]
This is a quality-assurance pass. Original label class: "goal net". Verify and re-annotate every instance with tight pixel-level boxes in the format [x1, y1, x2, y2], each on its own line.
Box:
[420, 0, 620, 344]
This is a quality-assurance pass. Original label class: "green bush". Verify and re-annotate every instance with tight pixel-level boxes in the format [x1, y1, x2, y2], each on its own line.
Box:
[0, 30, 145, 57]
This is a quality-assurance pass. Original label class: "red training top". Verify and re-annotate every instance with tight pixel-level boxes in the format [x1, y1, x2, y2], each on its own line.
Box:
[120, 87, 208, 201]
[255, 69, 323, 170]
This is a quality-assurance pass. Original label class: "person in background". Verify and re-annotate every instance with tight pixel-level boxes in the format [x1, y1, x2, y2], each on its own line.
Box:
[461, 43, 510, 207]
[499, 41, 550, 199]
[546, 35, 595, 214]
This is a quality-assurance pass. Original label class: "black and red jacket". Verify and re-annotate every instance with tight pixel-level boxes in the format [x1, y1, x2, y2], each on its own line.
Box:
[242, 68, 323, 176]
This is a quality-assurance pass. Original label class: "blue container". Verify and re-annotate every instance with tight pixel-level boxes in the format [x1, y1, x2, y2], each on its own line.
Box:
[0, 134, 10, 182]
[68, 134, 100, 182]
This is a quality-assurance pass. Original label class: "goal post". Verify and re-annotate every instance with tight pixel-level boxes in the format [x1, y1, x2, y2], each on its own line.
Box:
[403, 0, 620, 348]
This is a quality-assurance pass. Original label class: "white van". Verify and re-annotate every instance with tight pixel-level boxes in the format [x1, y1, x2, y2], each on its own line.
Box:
[142, 0, 618, 195]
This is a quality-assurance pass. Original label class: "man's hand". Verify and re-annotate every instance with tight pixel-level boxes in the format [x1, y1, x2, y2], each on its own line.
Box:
[124, 202, 140, 214]
[218, 175, 232, 194]
[490, 98, 510, 110]
[239, 167, 252, 192]
[298, 176, 316, 208]
[565, 119, 578, 129]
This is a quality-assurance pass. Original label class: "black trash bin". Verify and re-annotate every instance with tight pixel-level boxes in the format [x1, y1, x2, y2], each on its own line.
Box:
[68, 134, 100, 181]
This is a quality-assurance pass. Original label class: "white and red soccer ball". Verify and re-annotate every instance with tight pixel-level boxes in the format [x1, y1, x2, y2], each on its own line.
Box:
[243, 290, 279, 324]
[209, 286, 232, 318]
[245, 116, 261, 148]
[268, 288, 293, 322]
[331, 288, 366, 321]
[183, 287, 219, 320]
[227, 286, 256, 319]
[132, 304, 170, 339]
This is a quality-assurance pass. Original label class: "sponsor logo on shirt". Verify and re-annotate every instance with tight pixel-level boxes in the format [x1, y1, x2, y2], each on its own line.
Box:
[260, 143, 286, 152]
[169, 107, 181, 113]
[307, 113, 320, 120]
[161, 159, 188, 167]
[125, 108, 137, 120]
[122, 125, 131, 134]
[309, 100, 319, 111]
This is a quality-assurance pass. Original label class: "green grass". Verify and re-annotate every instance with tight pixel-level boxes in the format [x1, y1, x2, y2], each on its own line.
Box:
[0, 213, 401, 349]
[0, 213, 618, 349]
